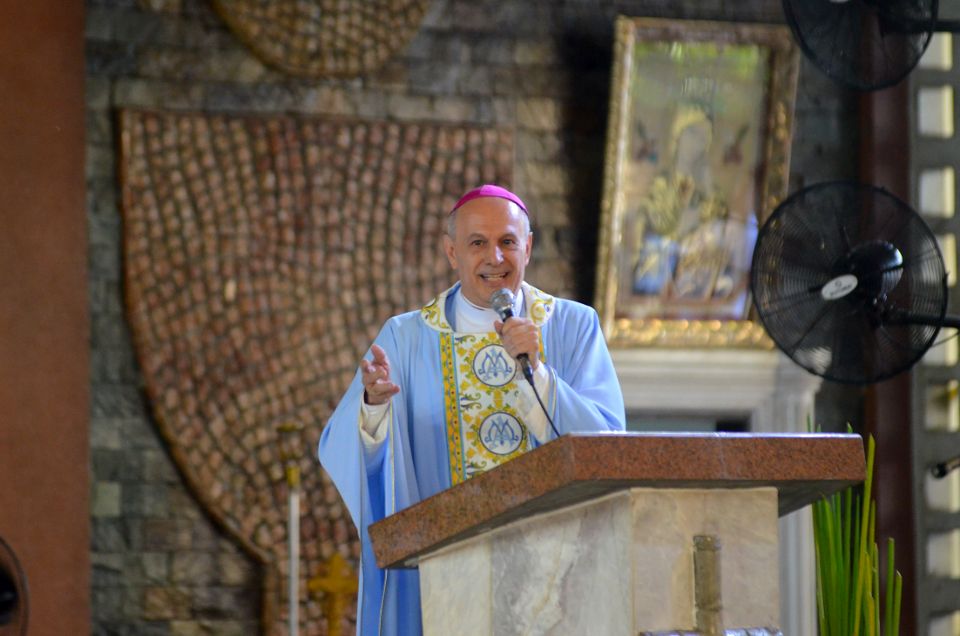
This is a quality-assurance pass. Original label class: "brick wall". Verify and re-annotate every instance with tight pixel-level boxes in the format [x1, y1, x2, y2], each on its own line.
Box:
[86, 0, 859, 633]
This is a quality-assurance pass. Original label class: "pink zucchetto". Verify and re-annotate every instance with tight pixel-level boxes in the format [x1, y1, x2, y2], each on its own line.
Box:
[450, 184, 528, 215]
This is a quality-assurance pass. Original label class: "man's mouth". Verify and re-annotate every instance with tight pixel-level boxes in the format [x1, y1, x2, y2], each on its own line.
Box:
[480, 273, 509, 281]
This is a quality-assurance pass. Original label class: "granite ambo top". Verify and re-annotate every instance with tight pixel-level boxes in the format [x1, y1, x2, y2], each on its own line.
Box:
[369, 432, 865, 569]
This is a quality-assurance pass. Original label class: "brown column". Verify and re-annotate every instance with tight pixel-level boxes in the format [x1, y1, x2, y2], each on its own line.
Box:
[0, 2, 90, 634]
[860, 81, 917, 633]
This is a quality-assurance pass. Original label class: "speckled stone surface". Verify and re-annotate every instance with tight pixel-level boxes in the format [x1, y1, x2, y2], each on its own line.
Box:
[419, 487, 780, 634]
[370, 432, 865, 569]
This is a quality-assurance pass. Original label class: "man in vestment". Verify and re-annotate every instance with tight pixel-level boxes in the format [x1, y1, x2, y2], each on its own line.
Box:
[318, 184, 626, 635]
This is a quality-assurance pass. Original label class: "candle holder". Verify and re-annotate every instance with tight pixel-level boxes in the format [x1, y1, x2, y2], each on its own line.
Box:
[277, 421, 304, 636]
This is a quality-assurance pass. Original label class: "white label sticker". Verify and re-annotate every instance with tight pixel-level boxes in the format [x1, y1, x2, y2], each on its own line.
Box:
[821, 274, 858, 300]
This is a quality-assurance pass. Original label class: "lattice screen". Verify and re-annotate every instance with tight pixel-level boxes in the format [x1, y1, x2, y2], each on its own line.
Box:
[118, 108, 513, 633]
[912, 33, 960, 636]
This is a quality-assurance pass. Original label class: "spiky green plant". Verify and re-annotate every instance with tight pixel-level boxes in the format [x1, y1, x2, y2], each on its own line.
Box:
[812, 433, 903, 636]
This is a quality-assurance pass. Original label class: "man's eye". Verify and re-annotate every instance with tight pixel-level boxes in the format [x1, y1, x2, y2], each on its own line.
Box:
[471, 240, 484, 246]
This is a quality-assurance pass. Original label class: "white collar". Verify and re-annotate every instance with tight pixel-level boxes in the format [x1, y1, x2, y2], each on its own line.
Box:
[454, 288, 524, 333]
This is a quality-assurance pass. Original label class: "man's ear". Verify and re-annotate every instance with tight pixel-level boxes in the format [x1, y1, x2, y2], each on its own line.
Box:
[524, 231, 534, 265]
[443, 234, 458, 269]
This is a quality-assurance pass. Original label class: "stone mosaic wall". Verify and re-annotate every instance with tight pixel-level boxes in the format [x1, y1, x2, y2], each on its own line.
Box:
[208, 0, 431, 77]
[86, 0, 859, 634]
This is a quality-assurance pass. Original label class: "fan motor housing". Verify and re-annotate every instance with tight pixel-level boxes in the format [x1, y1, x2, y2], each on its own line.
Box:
[834, 240, 904, 301]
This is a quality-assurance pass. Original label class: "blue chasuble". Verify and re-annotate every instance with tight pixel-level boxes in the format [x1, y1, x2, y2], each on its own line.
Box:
[318, 282, 626, 636]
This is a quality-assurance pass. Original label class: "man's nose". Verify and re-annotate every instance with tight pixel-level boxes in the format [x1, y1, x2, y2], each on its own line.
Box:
[487, 244, 504, 263]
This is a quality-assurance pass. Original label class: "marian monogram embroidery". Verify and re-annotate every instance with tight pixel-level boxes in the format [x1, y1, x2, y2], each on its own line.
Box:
[479, 412, 524, 455]
[472, 344, 516, 387]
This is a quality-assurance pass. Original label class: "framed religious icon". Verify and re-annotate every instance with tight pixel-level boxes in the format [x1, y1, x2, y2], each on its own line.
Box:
[595, 17, 800, 348]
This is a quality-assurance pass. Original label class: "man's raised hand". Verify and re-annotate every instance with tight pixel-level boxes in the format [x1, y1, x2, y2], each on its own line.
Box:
[361, 344, 400, 405]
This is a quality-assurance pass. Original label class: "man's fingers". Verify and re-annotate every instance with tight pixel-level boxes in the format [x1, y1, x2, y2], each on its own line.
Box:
[362, 365, 389, 384]
[374, 381, 400, 396]
[497, 318, 540, 367]
[361, 346, 398, 405]
[361, 345, 391, 381]
[371, 344, 390, 367]
[365, 380, 400, 405]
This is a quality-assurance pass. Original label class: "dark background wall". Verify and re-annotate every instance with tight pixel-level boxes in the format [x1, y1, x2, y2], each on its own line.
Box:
[85, 0, 861, 634]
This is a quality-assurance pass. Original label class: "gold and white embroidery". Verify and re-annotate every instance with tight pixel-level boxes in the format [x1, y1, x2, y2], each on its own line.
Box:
[453, 333, 531, 482]
[424, 283, 554, 485]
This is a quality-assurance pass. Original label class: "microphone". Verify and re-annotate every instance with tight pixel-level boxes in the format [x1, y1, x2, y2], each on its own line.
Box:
[931, 455, 960, 479]
[489, 287, 560, 440]
[489, 288, 534, 385]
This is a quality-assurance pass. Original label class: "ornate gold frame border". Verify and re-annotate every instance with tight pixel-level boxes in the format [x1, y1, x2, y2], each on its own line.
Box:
[594, 17, 800, 349]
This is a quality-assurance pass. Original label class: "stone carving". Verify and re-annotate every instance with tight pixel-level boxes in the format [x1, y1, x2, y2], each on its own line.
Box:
[209, 0, 432, 78]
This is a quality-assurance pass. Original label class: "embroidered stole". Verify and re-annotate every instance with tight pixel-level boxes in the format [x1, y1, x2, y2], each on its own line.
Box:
[440, 330, 545, 485]
[421, 283, 555, 486]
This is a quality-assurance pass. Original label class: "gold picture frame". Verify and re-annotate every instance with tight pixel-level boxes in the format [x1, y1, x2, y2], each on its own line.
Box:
[595, 17, 800, 348]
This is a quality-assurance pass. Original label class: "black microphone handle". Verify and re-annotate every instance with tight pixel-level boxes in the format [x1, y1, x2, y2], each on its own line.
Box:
[516, 353, 534, 385]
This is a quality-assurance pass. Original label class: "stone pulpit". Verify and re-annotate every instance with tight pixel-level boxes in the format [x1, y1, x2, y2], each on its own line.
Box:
[369, 432, 864, 635]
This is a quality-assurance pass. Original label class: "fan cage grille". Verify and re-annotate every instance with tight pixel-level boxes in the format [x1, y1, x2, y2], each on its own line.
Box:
[782, 0, 936, 91]
[751, 180, 947, 384]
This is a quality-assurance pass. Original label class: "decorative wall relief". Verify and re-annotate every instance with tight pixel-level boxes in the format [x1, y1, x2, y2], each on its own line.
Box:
[118, 108, 513, 633]
[209, 0, 432, 78]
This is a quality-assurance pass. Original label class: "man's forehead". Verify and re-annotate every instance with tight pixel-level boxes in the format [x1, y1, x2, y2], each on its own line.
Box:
[464, 227, 523, 238]
[457, 196, 523, 216]
[457, 206, 527, 234]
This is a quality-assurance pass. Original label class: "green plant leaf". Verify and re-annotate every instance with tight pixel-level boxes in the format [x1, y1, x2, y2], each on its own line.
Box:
[812, 432, 903, 636]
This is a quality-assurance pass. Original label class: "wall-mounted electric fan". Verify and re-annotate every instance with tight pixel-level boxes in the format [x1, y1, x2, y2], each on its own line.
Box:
[782, 0, 960, 90]
[750, 180, 957, 385]
[750, 180, 960, 476]
[0, 536, 27, 636]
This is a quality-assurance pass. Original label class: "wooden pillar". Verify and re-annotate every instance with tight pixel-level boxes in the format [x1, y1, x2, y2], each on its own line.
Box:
[860, 81, 917, 633]
[0, 1, 90, 634]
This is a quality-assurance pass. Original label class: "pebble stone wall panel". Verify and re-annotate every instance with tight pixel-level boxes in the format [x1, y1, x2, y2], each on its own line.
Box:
[209, 0, 432, 78]
[117, 108, 513, 633]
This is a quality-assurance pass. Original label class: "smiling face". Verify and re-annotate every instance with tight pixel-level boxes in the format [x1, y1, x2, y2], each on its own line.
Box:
[443, 196, 533, 308]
